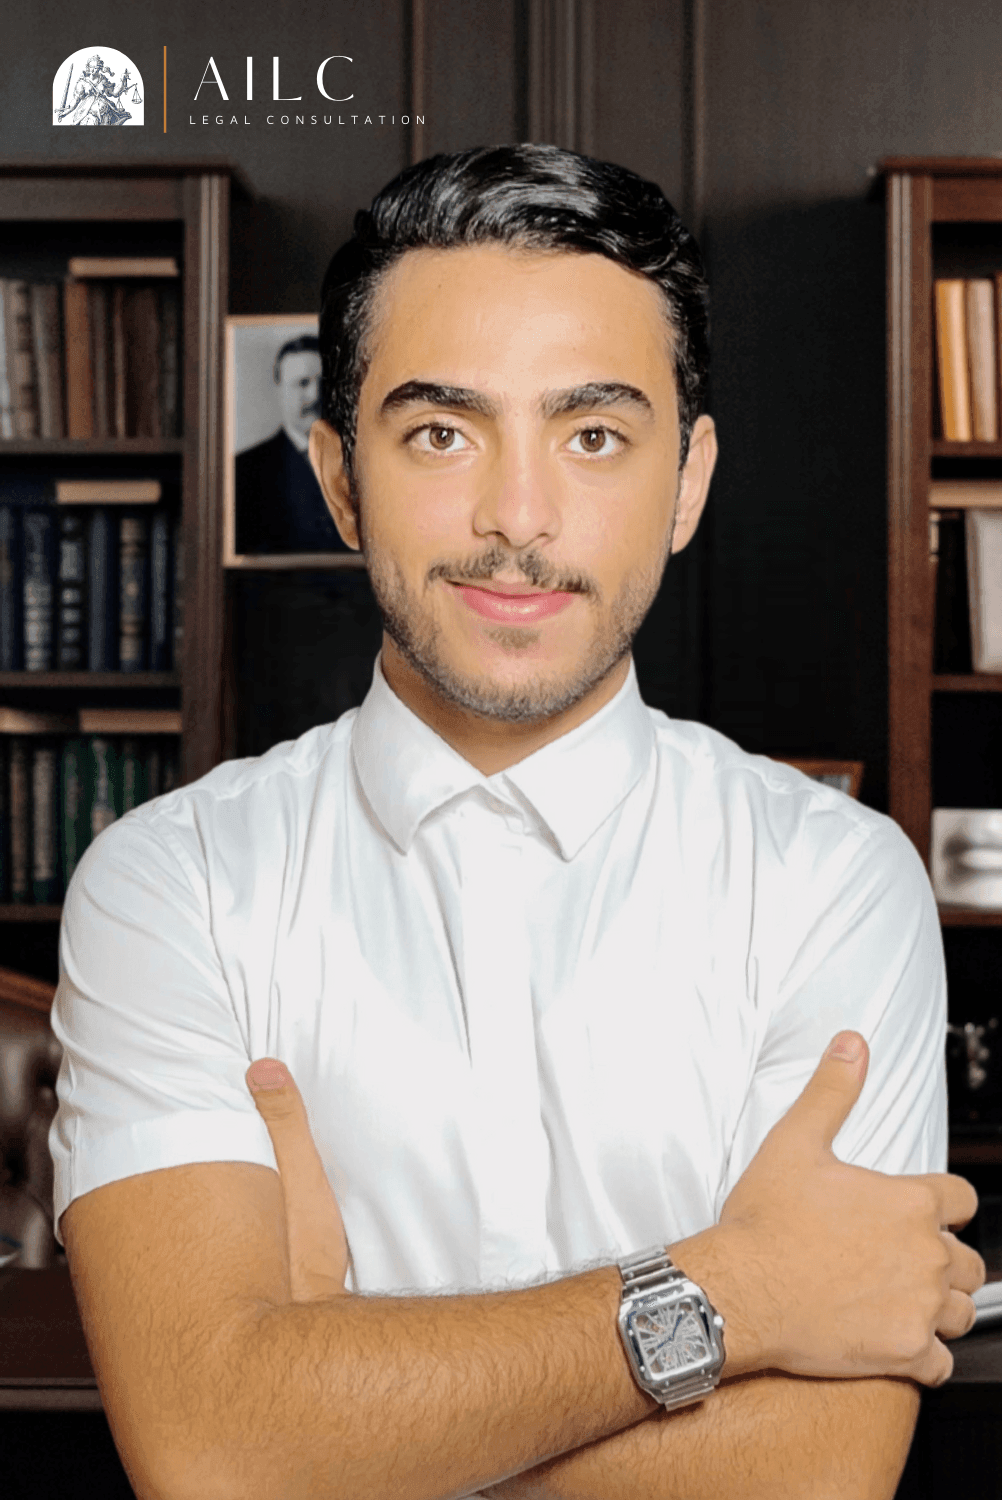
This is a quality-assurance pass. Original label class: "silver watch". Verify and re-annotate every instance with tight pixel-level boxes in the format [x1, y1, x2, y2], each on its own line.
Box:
[616, 1247, 726, 1412]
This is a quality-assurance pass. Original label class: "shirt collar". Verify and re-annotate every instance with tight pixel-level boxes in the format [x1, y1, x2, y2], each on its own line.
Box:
[351, 656, 655, 861]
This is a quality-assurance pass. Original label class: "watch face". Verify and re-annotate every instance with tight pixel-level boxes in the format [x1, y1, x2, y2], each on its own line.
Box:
[631, 1295, 713, 1377]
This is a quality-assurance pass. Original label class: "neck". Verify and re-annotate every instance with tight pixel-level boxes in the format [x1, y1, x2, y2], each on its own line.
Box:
[283, 422, 310, 454]
[379, 637, 631, 776]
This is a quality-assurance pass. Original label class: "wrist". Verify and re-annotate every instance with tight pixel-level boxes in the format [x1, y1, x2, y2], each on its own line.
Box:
[668, 1226, 770, 1379]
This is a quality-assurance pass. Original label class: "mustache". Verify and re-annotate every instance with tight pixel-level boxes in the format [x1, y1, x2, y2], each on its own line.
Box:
[427, 544, 599, 596]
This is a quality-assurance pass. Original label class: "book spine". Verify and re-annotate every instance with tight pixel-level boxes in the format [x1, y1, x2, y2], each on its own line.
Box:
[172, 513, 184, 670]
[0, 738, 8, 900]
[8, 738, 29, 903]
[120, 737, 143, 812]
[149, 508, 170, 670]
[63, 280, 94, 440]
[159, 282, 181, 438]
[56, 511, 87, 670]
[0, 281, 13, 440]
[163, 740, 180, 793]
[0, 505, 21, 671]
[60, 737, 88, 887]
[30, 283, 65, 439]
[89, 283, 111, 439]
[119, 512, 149, 672]
[7, 281, 39, 439]
[111, 284, 127, 439]
[966, 279, 999, 443]
[22, 509, 55, 673]
[31, 742, 59, 903]
[86, 507, 118, 671]
[124, 286, 161, 439]
[935, 280, 973, 442]
[89, 737, 118, 841]
[144, 741, 163, 802]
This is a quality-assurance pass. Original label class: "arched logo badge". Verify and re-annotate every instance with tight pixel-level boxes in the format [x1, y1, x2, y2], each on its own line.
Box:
[53, 48, 144, 126]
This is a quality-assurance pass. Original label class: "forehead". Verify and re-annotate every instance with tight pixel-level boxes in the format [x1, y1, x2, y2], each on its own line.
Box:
[363, 244, 675, 397]
[278, 350, 321, 381]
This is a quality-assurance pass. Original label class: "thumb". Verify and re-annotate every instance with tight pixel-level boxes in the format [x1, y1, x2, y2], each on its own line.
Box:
[769, 1032, 870, 1155]
[247, 1057, 350, 1299]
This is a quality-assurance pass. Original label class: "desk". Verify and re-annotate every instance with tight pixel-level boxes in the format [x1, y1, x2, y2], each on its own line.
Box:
[0, 1265, 99, 1411]
[897, 1326, 1002, 1499]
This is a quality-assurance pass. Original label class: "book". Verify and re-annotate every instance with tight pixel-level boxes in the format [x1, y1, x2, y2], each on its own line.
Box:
[4, 281, 38, 439]
[966, 280, 999, 442]
[145, 741, 163, 801]
[0, 282, 13, 440]
[60, 738, 88, 888]
[31, 743, 59, 903]
[935, 279, 973, 441]
[123, 286, 161, 439]
[110, 284, 126, 439]
[967, 508, 1002, 671]
[67, 257, 180, 279]
[0, 505, 20, 670]
[118, 512, 149, 671]
[160, 282, 181, 438]
[55, 479, 161, 505]
[22, 509, 56, 672]
[172, 513, 184, 668]
[930, 480, 1002, 507]
[120, 738, 143, 812]
[62, 280, 94, 440]
[88, 737, 117, 842]
[0, 739, 7, 899]
[149, 508, 171, 670]
[29, 284, 65, 439]
[86, 507, 118, 671]
[88, 282, 111, 439]
[78, 709, 182, 734]
[56, 511, 87, 670]
[8, 740, 29, 903]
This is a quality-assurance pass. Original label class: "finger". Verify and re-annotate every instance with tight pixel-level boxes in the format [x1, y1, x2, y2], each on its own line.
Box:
[247, 1058, 350, 1300]
[907, 1335, 954, 1388]
[936, 1287, 978, 1341]
[910, 1171, 979, 1232]
[766, 1032, 869, 1154]
[941, 1230, 986, 1296]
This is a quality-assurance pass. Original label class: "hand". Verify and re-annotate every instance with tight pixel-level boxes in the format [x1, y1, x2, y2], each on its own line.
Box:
[246, 1058, 350, 1300]
[672, 1030, 984, 1388]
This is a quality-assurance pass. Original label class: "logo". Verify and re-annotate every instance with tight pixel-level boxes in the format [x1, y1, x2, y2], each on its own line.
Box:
[53, 47, 144, 126]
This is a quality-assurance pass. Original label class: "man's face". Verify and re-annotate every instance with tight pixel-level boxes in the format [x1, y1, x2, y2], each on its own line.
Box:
[277, 351, 323, 439]
[316, 244, 714, 723]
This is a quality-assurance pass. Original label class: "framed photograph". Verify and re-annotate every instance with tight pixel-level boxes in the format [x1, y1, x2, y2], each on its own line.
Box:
[223, 314, 364, 568]
[775, 759, 865, 799]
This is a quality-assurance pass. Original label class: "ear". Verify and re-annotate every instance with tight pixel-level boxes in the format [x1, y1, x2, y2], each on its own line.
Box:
[308, 420, 361, 551]
[671, 413, 717, 555]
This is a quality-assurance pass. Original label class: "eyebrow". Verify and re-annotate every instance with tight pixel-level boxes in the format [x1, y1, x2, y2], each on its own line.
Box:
[379, 379, 654, 423]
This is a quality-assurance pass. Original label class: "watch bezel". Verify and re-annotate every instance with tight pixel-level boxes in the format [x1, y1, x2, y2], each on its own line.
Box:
[617, 1275, 726, 1407]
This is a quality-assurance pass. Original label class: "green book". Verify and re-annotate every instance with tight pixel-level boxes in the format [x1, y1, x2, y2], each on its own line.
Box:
[8, 738, 29, 904]
[120, 737, 144, 813]
[61, 738, 89, 888]
[89, 736, 118, 844]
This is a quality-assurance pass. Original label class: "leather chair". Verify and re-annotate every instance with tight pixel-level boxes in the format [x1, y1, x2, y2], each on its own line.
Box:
[0, 968, 61, 1269]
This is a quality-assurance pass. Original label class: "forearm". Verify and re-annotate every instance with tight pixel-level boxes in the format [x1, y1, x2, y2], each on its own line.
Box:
[482, 1374, 920, 1500]
[166, 1265, 657, 1500]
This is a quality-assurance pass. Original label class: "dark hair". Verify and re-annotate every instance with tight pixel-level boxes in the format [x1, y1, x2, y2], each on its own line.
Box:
[319, 144, 709, 480]
[273, 333, 321, 383]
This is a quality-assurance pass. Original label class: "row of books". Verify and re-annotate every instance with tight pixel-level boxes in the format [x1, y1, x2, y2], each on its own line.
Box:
[0, 728, 180, 905]
[934, 277, 1002, 442]
[0, 257, 181, 442]
[0, 481, 181, 672]
[932, 481, 1002, 672]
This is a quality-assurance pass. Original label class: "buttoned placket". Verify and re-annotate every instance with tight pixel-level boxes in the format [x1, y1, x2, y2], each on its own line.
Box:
[457, 791, 551, 1284]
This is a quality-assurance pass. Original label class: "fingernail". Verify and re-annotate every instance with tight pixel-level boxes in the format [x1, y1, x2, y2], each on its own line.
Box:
[827, 1032, 863, 1062]
[248, 1059, 288, 1091]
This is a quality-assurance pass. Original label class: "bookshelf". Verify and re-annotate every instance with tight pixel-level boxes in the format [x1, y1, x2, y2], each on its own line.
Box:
[884, 159, 1002, 1170]
[0, 164, 235, 955]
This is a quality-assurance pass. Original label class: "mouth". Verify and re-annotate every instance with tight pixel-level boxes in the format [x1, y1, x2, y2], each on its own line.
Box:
[448, 580, 577, 624]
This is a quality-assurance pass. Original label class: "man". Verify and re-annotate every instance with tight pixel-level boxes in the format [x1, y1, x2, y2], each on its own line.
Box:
[234, 333, 348, 554]
[52, 146, 980, 1500]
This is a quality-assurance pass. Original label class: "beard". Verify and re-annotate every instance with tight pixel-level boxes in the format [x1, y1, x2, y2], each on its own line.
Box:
[361, 530, 669, 725]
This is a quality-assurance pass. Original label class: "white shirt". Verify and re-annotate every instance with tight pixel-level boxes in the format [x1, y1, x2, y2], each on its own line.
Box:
[51, 659, 947, 1294]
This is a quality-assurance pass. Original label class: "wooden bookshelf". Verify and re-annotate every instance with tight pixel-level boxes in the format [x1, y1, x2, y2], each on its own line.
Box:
[0, 906, 61, 923]
[934, 674, 1002, 691]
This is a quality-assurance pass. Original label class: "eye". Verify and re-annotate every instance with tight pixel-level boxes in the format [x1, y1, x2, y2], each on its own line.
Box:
[567, 425, 627, 456]
[409, 423, 472, 453]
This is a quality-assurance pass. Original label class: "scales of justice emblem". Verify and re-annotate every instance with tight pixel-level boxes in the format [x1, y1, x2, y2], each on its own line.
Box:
[53, 47, 144, 126]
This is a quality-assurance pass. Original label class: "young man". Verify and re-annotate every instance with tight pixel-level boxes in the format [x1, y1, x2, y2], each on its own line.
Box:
[53, 146, 980, 1500]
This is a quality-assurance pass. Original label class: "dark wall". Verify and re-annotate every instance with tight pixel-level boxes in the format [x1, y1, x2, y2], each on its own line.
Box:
[8, 0, 1002, 805]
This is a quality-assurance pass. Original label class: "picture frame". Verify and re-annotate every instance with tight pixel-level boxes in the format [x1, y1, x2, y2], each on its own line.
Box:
[223, 314, 365, 569]
[775, 759, 865, 799]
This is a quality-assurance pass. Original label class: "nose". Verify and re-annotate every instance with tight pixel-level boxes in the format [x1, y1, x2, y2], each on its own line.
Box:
[473, 439, 561, 553]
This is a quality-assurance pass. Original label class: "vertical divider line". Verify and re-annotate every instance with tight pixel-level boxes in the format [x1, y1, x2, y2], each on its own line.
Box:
[163, 46, 167, 133]
[409, 0, 426, 165]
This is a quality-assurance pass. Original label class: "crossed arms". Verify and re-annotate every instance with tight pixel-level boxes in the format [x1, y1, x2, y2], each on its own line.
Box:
[62, 1036, 981, 1500]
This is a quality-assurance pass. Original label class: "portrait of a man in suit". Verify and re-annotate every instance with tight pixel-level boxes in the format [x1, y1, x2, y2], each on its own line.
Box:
[233, 333, 348, 556]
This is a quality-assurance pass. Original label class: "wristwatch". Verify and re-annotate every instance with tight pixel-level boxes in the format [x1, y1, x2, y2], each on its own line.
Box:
[616, 1246, 726, 1412]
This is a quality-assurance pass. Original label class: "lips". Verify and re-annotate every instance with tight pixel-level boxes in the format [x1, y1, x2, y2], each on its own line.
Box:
[451, 582, 576, 623]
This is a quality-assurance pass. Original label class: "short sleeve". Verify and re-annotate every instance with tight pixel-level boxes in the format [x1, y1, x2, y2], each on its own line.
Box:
[49, 810, 277, 1244]
[719, 810, 947, 1208]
